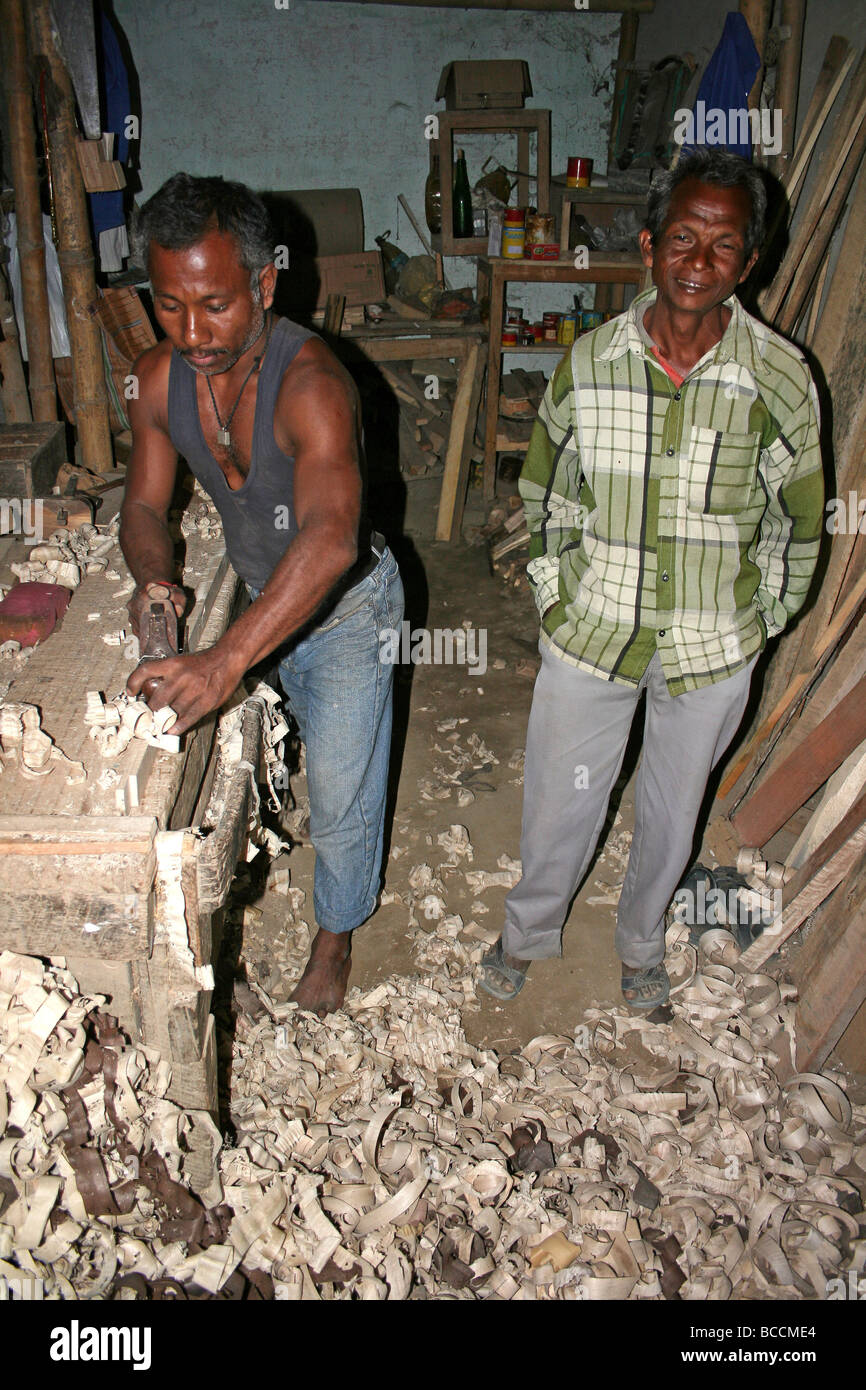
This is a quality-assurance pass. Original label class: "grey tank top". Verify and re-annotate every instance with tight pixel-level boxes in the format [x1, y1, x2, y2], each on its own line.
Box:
[167, 316, 315, 590]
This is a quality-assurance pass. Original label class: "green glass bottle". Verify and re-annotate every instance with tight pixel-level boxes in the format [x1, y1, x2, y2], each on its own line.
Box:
[453, 147, 473, 239]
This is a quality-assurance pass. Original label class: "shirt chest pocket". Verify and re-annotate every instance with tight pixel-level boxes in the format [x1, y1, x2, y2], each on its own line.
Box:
[684, 425, 761, 515]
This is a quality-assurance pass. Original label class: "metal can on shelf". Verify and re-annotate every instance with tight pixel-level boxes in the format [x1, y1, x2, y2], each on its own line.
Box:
[557, 313, 577, 345]
[524, 212, 556, 257]
[502, 208, 526, 259]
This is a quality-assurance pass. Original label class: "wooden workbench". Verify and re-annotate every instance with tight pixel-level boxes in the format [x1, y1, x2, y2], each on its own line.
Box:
[0, 503, 257, 1115]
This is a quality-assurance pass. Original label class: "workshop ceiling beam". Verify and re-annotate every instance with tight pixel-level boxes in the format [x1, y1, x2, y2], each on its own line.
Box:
[315, 0, 655, 14]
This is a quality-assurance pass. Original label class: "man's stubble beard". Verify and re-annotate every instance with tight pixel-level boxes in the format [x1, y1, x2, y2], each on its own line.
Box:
[186, 295, 267, 377]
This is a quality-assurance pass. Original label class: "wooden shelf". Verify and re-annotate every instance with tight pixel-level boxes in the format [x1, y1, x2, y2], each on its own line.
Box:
[431, 232, 488, 257]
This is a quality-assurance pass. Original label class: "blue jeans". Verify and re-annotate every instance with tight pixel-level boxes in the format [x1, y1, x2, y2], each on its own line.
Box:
[251, 547, 403, 934]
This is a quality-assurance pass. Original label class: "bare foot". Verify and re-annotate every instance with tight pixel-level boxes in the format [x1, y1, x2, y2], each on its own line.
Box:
[290, 928, 353, 1018]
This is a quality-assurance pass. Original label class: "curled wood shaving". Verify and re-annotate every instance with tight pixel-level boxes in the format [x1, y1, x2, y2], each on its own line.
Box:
[0, 703, 86, 783]
[87, 693, 180, 756]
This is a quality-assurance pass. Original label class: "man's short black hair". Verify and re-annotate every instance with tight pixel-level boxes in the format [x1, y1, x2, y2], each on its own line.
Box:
[133, 173, 274, 278]
[645, 150, 767, 258]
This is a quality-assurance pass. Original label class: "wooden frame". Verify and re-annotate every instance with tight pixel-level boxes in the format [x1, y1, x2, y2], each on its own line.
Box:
[435, 109, 551, 257]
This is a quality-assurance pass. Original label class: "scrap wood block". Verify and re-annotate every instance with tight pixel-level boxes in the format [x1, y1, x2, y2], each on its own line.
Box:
[411, 357, 458, 381]
[76, 136, 126, 192]
[381, 363, 446, 418]
[0, 422, 66, 498]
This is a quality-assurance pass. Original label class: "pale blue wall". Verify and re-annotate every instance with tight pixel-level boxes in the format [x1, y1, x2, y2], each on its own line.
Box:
[112, 0, 619, 262]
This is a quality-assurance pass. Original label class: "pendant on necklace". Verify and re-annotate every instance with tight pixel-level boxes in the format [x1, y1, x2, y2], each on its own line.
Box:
[217, 427, 231, 447]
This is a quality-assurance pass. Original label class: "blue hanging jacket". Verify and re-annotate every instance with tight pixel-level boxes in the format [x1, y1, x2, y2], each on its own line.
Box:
[687, 12, 761, 159]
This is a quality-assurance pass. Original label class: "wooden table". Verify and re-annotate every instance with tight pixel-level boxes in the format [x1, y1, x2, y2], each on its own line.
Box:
[477, 252, 648, 499]
[0, 505, 256, 1115]
[339, 320, 487, 542]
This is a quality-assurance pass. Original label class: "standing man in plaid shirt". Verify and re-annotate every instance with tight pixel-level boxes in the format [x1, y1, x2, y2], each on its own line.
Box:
[480, 149, 823, 1010]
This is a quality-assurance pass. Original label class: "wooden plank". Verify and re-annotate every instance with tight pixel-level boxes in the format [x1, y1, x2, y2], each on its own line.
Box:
[349, 335, 477, 364]
[323, 292, 345, 337]
[744, 171, 866, 735]
[0, 813, 155, 852]
[791, 853, 866, 1072]
[718, 569, 866, 801]
[743, 612, 866, 808]
[435, 339, 483, 543]
[781, 36, 855, 203]
[769, 0, 806, 175]
[0, 513, 230, 821]
[788, 738, 866, 868]
[739, 0, 772, 110]
[775, 109, 866, 335]
[444, 344, 483, 544]
[761, 47, 866, 323]
[732, 670, 866, 847]
[607, 9, 639, 169]
[737, 785, 866, 970]
[167, 1012, 218, 1115]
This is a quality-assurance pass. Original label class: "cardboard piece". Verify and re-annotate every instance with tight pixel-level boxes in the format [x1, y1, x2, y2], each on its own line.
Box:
[436, 61, 532, 111]
[314, 251, 386, 309]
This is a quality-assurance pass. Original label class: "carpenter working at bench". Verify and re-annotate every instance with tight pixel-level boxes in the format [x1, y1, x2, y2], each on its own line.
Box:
[121, 174, 403, 1017]
[480, 150, 823, 1010]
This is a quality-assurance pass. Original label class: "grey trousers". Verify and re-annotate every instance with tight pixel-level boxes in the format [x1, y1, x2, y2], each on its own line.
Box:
[502, 646, 757, 968]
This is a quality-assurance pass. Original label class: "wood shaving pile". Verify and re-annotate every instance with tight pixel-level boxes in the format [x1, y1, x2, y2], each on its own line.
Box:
[0, 951, 246, 1301]
[10, 520, 119, 592]
[210, 916, 866, 1301]
[3, 851, 865, 1298]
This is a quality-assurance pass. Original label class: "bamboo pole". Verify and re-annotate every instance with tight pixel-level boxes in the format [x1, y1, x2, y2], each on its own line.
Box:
[0, 264, 33, 422]
[316, 0, 654, 10]
[28, 0, 112, 473]
[739, 0, 772, 113]
[1, 0, 56, 422]
[770, 0, 806, 177]
[607, 10, 639, 171]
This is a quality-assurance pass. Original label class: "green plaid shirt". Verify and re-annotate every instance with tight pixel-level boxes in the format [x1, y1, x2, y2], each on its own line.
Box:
[520, 288, 823, 695]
